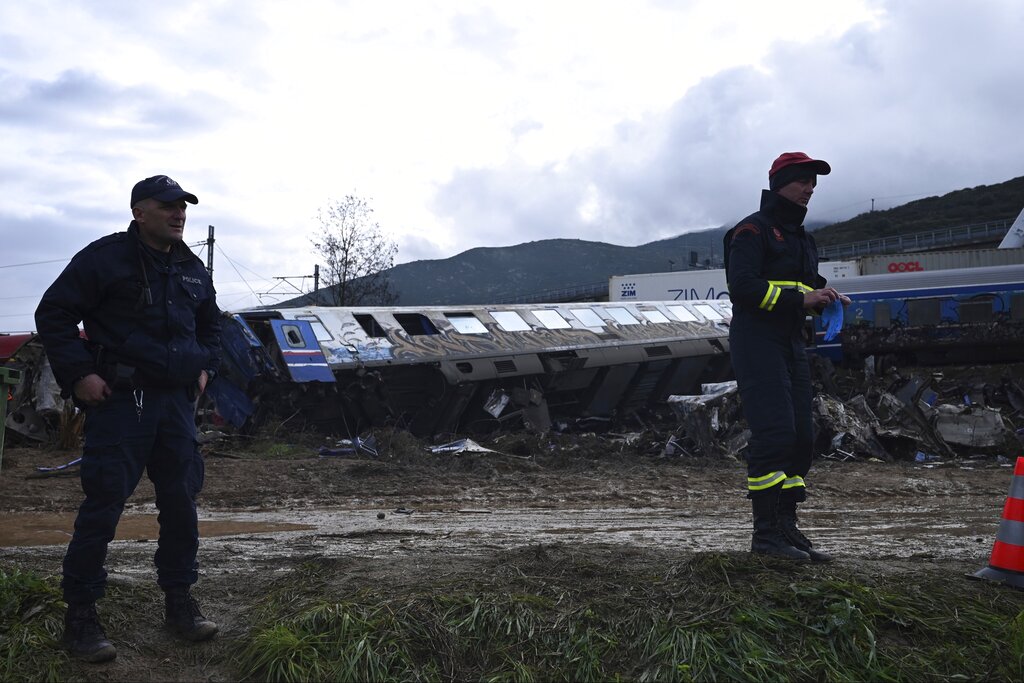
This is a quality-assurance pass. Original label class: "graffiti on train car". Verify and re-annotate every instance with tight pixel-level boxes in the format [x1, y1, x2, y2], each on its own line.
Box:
[201, 301, 735, 438]
[811, 263, 1024, 365]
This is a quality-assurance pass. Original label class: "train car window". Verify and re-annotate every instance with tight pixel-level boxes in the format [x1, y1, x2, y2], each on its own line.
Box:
[446, 313, 489, 334]
[667, 305, 698, 322]
[393, 313, 440, 336]
[874, 303, 891, 328]
[693, 304, 724, 321]
[295, 316, 333, 341]
[639, 309, 670, 324]
[491, 311, 532, 332]
[959, 300, 993, 324]
[354, 314, 388, 338]
[281, 324, 305, 348]
[908, 299, 941, 326]
[571, 308, 605, 328]
[606, 307, 640, 325]
[532, 309, 571, 329]
[1013, 294, 1024, 321]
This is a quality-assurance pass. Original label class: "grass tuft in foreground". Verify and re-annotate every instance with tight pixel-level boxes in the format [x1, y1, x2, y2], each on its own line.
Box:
[0, 568, 66, 683]
[234, 553, 1024, 682]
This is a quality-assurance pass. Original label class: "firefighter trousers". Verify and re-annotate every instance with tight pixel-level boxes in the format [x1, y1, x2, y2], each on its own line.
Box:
[729, 321, 813, 500]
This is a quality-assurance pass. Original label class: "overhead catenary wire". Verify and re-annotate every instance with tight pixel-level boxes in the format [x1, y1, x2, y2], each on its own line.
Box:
[214, 244, 261, 300]
[0, 258, 70, 269]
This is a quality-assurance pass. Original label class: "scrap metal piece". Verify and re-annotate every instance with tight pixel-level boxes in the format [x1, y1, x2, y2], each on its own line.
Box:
[933, 404, 1007, 448]
[428, 438, 497, 455]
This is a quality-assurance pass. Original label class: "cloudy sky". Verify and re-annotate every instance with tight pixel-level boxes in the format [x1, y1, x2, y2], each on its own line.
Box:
[2, 0, 1023, 332]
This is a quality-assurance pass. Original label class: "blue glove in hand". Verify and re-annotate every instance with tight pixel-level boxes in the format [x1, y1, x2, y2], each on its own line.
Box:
[822, 298, 844, 341]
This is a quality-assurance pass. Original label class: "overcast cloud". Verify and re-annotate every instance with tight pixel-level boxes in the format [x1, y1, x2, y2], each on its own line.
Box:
[2, 0, 1023, 331]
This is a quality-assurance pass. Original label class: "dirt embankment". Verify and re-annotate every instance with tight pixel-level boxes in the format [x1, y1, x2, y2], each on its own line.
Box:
[2, 363, 1023, 681]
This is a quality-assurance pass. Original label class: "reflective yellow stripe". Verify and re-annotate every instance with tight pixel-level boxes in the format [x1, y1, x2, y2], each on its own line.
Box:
[782, 476, 805, 490]
[759, 280, 813, 312]
[759, 285, 783, 311]
[748, 471, 786, 491]
[767, 280, 813, 293]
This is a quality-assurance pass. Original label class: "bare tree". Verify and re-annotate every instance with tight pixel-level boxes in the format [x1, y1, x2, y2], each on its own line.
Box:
[311, 195, 399, 306]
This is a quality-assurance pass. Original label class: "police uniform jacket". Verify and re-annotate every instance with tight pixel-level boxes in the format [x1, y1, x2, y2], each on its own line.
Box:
[35, 221, 221, 393]
[724, 190, 827, 340]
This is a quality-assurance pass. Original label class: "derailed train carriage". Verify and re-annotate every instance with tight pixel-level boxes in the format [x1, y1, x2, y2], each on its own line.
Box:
[203, 300, 735, 437]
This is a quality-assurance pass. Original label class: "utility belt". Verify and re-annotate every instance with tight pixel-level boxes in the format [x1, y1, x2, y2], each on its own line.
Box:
[91, 345, 199, 400]
[91, 344, 142, 390]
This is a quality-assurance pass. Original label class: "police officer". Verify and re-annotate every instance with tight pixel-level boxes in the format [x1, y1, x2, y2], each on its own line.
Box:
[35, 175, 221, 661]
[724, 152, 850, 562]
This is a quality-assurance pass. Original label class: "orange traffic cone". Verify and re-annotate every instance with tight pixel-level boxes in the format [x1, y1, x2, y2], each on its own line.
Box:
[970, 456, 1024, 589]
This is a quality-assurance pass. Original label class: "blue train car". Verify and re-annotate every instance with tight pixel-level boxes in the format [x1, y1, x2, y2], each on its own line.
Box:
[812, 263, 1024, 365]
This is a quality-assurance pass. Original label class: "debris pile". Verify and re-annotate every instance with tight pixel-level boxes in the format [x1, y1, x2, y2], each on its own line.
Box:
[665, 362, 1024, 464]
[5, 321, 1023, 469]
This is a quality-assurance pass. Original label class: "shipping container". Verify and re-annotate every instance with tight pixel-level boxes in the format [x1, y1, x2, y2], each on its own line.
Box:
[609, 270, 729, 302]
[609, 261, 859, 301]
[855, 247, 1024, 275]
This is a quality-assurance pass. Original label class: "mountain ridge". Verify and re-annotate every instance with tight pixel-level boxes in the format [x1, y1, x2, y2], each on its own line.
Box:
[293, 175, 1024, 306]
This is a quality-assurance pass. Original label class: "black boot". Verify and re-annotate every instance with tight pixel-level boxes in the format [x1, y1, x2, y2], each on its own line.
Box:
[778, 494, 832, 563]
[751, 488, 811, 561]
[165, 588, 218, 642]
[61, 601, 116, 663]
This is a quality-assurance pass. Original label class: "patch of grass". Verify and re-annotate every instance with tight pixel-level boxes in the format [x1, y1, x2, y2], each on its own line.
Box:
[0, 568, 66, 682]
[236, 424, 327, 460]
[233, 553, 1024, 682]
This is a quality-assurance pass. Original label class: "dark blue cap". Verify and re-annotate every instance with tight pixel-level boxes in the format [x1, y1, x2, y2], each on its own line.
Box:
[130, 175, 198, 207]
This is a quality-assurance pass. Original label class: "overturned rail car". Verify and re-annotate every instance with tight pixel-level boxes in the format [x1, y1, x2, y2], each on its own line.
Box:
[205, 300, 734, 437]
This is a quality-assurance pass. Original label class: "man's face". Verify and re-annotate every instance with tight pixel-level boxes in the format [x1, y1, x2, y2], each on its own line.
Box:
[777, 176, 816, 206]
[132, 198, 187, 251]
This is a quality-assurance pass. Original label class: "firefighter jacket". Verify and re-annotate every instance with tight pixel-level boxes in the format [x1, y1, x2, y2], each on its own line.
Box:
[723, 190, 827, 338]
[35, 221, 221, 393]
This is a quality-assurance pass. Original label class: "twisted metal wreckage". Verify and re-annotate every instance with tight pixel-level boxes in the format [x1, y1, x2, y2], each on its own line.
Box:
[4, 295, 1023, 459]
[3, 300, 736, 443]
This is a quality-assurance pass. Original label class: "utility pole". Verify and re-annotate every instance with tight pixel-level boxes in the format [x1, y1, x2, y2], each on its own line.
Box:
[206, 225, 215, 276]
[313, 264, 320, 305]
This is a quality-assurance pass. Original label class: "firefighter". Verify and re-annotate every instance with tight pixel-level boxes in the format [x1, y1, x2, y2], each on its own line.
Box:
[723, 152, 850, 562]
[35, 175, 221, 661]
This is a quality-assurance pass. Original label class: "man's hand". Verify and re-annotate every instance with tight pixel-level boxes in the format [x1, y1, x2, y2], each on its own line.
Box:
[73, 373, 112, 406]
[197, 369, 209, 396]
[803, 287, 850, 310]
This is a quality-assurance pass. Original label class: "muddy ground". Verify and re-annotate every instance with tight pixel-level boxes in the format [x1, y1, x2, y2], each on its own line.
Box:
[2, 364, 1024, 681]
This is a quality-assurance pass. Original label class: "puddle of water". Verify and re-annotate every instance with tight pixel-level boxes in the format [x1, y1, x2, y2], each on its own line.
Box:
[0, 512, 312, 548]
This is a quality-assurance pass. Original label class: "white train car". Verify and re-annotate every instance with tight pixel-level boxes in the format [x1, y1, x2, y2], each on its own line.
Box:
[206, 299, 735, 437]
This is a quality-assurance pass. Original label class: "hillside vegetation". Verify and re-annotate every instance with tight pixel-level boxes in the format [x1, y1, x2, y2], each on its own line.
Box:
[295, 175, 1024, 306]
[812, 175, 1024, 246]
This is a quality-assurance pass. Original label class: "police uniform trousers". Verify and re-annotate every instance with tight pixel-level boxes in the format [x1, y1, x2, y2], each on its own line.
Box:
[729, 315, 813, 500]
[62, 386, 204, 604]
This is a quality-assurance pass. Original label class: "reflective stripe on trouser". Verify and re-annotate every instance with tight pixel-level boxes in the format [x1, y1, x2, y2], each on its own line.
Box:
[748, 474, 807, 494]
[62, 387, 204, 603]
[730, 319, 813, 484]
